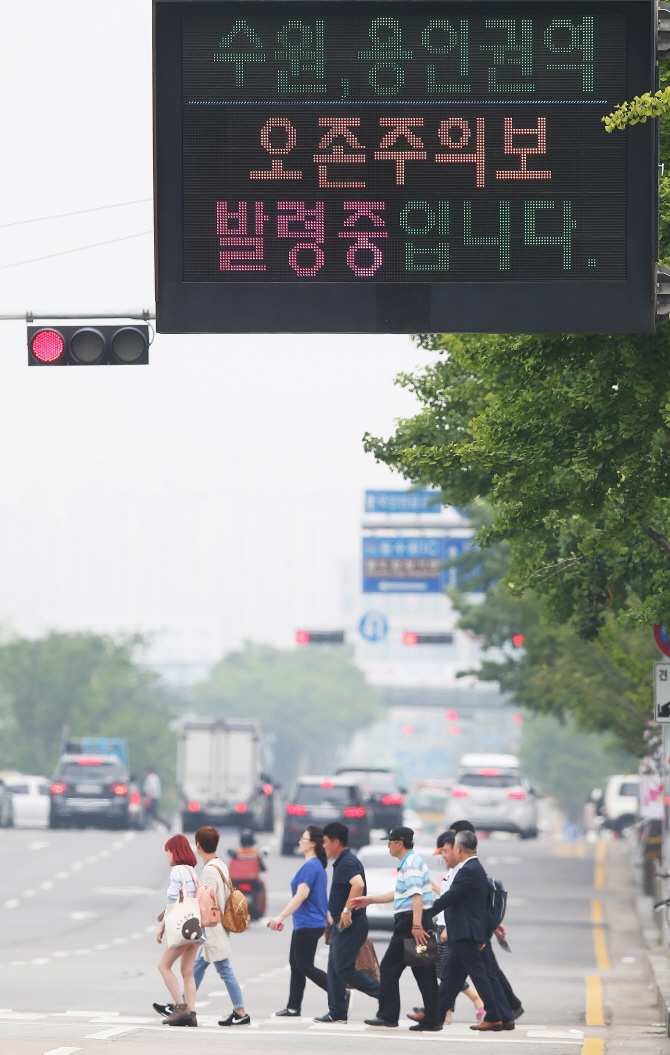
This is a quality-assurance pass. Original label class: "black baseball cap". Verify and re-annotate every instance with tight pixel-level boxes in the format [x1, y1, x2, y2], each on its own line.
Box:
[383, 826, 414, 843]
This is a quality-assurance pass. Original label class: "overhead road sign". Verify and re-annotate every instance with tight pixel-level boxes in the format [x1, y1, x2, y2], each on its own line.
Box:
[654, 662, 670, 722]
[365, 490, 442, 514]
[154, 0, 655, 334]
[358, 611, 389, 642]
[362, 535, 472, 592]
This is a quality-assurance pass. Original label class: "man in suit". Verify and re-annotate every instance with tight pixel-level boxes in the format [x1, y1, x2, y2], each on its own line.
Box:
[431, 830, 511, 1032]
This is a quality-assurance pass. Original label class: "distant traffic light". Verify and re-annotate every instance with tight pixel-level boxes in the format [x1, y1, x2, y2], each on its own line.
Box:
[295, 630, 345, 645]
[402, 632, 454, 646]
[28, 324, 149, 366]
[512, 634, 526, 647]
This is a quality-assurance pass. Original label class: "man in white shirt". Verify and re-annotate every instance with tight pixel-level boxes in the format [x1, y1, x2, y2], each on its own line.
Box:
[143, 767, 168, 829]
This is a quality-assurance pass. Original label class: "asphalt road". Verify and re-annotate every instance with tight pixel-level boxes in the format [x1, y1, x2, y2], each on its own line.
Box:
[0, 825, 664, 1055]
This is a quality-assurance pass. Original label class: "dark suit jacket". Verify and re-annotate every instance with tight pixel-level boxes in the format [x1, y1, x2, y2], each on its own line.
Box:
[431, 856, 488, 943]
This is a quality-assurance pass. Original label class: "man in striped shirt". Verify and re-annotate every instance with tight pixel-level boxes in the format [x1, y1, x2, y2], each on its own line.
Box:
[350, 826, 441, 1031]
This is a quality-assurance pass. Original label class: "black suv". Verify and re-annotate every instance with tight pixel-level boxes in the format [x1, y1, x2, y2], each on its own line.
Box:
[336, 768, 405, 833]
[50, 754, 131, 829]
[282, 776, 370, 855]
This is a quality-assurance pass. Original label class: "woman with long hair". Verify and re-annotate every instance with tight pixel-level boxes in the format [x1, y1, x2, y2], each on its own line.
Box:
[154, 834, 201, 1027]
[267, 824, 328, 1017]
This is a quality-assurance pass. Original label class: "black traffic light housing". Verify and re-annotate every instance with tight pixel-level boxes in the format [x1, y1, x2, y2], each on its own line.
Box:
[402, 632, 454, 646]
[28, 324, 149, 366]
[295, 630, 345, 645]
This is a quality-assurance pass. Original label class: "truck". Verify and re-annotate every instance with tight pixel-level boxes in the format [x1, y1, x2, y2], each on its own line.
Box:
[177, 717, 275, 833]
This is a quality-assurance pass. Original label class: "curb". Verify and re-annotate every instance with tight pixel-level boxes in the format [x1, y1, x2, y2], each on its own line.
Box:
[635, 893, 670, 1035]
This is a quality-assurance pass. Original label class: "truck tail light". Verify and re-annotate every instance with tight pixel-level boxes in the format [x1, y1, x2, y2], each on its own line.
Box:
[344, 806, 366, 818]
[286, 804, 308, 816]
[382, 794, 404, 806]
[451, 787, 470, 798]
[50, 782, 69, 795]
[188, 801, 201, 812]
[507, 789, 527, 800]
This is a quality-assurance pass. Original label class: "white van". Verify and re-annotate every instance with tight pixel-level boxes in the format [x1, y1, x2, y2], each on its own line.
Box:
[603, 774, 639, 833]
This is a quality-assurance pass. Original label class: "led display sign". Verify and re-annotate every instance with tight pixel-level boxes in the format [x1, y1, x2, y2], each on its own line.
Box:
[154, 1, 656, 333]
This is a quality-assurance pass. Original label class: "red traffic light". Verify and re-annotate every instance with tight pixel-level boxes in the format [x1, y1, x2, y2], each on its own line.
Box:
[295, 630, 310, 645]
[31, 329, 65, 363]
[512, 634, 525, 647]
[402, 632, 418, 647]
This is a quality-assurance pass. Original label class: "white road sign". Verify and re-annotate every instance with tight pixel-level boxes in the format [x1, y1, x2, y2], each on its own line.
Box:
[654, 662, 670, 723]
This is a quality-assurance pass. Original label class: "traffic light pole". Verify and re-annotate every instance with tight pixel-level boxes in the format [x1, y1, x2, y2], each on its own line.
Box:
[0, 311, 155, 321]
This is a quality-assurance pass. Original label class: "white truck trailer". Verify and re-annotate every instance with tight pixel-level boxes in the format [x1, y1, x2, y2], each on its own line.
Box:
[177, 717, 275, 833]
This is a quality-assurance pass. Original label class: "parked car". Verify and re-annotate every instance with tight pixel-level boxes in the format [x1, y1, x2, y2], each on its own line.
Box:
[282, 776, 370, 855]
[443, 753, 538, 839]
[358, 844, 443, 930]
[6, 776, 50, 828]
[603, 774, 640, 833]
[335, 768, 405, 833]
[50, 753, 131, 829]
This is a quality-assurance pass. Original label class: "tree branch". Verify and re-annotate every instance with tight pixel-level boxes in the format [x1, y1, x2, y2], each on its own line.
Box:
[642, 524, 670, 559]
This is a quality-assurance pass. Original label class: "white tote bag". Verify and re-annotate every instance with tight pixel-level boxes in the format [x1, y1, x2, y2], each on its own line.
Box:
[164, 866, 203, 949]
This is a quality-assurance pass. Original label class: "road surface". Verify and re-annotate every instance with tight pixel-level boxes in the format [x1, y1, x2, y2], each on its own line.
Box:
[0, 825, 665, 1055]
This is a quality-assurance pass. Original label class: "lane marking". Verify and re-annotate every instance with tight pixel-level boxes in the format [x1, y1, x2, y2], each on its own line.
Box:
[593, 840, 606, 890]
[42, 1049, 81, 1055]
[580, 1040, 604, 1055]
[139, 1026, 582, 1043]
[590, 899, 611, 971]
[85, 1026, 140, 1039]
[552, 844, 586, 858]
[585, 975, 604, 1026]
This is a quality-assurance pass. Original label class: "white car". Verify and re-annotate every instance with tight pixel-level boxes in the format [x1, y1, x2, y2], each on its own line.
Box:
[603, 774, 639, 833]
[358, 844, 444, 931]
[7, 776, 51, 827]
[443, 756, 538, 839]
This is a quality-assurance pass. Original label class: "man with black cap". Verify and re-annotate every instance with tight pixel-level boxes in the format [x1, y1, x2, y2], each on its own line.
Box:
[350, 825, 441, 1031]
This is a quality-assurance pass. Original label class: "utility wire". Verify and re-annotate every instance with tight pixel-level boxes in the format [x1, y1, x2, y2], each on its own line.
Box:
[0, 231, 153, 270]
[0, 198, 153, 230]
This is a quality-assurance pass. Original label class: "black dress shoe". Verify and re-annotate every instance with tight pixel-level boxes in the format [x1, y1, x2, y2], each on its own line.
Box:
[409, 1023, 443, 1032]
[364, 1018, 398, 1027]
[275, 1008, 300, 1017]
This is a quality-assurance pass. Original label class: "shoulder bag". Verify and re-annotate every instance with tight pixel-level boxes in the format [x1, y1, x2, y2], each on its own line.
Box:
[164, 866, 204, 949]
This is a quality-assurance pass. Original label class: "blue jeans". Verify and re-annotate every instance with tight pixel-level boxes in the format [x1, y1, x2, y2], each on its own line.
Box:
[327, 913, 381, 1019]
[193, 946, 244, 1009]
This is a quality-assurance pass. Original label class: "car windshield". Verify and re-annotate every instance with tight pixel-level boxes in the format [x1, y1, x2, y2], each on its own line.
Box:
[619, 782, 639, 797]
[8, 784, 29, 794]
[58, 763, 123, 781]
[459, 772, 522, 788]
[337, 771, 396, 793]
[295, 784, 355, 806]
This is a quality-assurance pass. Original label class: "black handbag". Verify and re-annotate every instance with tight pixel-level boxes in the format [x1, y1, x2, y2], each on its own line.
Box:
[403, 933, 439, 968]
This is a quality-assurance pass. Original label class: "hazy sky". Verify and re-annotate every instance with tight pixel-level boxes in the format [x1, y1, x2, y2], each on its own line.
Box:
[0, 1, 437, 667]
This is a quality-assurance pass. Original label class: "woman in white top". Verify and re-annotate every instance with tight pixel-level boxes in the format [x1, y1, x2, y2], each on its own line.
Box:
[155, 834, 201, 1027]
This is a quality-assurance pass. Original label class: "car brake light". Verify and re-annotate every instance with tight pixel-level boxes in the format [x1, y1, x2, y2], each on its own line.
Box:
[479, 768, 499, 776]
[507, 789, 527, 800]
[130, 792, 141, 805]
[451, 787, 470, 798]
[50, 782, 68, 795]
[77, 757, 103, 765]
[188, 801, 201, 812]
[320, 780, 334, 788]
[238, 882, 252, 891]
[344, 806, 366, 818]
[286, 804, 308, 815]
[111, 784, 128, 796]
[382, 794, 404, 806]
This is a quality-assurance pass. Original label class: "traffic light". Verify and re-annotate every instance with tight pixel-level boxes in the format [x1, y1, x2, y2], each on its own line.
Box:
[295, 630, 345, 645]
[28, 324, 149, 366]
[402, 632, 454, 646]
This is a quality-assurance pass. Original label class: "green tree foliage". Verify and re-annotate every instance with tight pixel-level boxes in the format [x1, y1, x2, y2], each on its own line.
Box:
[445, 504, 658, 758]
[194, 642, 381, 787]
[518, 712, 635, 823]
[0, 632, 178, 789]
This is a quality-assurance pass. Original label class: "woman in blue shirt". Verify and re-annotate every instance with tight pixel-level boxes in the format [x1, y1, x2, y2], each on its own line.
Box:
[267, 824, 328, 1017]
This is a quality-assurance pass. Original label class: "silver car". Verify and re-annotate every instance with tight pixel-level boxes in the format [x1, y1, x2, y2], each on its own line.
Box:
[443, 756, 538, 839]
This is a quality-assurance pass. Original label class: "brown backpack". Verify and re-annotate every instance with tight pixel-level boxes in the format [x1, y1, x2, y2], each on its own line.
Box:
[214, 865, 251, 933]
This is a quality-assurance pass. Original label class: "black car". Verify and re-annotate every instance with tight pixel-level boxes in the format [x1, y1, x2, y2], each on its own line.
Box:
[282, 776, 370, 855]
[335, 768, 405, 833]
[50, 754, 131, 829]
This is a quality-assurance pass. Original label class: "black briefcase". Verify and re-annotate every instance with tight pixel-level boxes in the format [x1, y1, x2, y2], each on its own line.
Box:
[403, 934, 439, 968]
